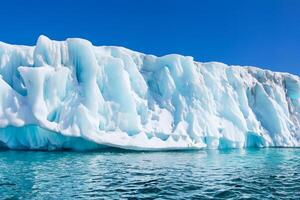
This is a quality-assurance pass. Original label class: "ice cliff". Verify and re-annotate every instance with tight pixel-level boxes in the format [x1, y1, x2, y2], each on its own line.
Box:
[0, 35, 299, 150]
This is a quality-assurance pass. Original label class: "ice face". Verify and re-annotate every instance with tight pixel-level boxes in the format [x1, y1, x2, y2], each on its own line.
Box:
[0, 35, 299, 150]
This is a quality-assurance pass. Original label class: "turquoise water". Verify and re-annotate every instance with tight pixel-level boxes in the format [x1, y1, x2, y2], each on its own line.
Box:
[0, 149, 299, 199]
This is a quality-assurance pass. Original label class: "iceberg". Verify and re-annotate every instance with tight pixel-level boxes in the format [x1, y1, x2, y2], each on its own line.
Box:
[0, 35, 299, 150]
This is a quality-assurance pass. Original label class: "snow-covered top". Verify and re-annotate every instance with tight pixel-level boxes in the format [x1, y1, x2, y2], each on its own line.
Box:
[0, 35, 299, 150]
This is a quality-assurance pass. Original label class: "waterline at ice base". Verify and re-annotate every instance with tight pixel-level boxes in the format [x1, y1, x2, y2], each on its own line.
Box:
[0, 36, 299, 151]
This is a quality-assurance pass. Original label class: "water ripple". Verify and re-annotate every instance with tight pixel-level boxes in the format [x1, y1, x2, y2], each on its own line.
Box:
[0, 149, 299, 199]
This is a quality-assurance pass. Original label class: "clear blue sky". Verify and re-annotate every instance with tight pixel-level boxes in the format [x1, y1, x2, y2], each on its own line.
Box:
[1, 0, 299, 75]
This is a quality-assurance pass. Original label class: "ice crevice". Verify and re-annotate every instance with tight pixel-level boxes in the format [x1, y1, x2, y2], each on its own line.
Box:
[0, 35, 299, 150]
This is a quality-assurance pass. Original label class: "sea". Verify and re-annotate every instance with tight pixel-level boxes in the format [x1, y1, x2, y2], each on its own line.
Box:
[0, 148, 299, 199]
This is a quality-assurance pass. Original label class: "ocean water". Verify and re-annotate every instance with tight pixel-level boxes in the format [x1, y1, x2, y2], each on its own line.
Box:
[0, 148, 299, 199]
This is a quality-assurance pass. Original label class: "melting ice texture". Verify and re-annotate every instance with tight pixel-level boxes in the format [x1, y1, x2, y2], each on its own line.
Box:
[0, 35, 299, 150]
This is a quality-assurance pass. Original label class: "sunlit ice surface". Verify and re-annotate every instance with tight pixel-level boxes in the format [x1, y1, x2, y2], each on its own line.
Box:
[0, 35, 299, 150]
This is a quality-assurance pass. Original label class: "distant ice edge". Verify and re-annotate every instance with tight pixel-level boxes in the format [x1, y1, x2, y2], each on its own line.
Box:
[0, 35, 299, 151]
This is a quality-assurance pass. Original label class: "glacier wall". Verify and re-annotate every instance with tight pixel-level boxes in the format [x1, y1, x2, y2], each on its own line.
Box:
[0, 35, 299, 150]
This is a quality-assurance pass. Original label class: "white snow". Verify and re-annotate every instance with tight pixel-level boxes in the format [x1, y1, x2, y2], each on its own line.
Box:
[0, 35, 299, 150]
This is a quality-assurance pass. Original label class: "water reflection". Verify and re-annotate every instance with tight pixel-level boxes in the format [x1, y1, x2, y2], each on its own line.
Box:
[0, 148, 299, 199]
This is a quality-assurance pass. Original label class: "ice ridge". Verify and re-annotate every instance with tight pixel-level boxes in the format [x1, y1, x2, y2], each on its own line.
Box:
[0, 35, 299, 150]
